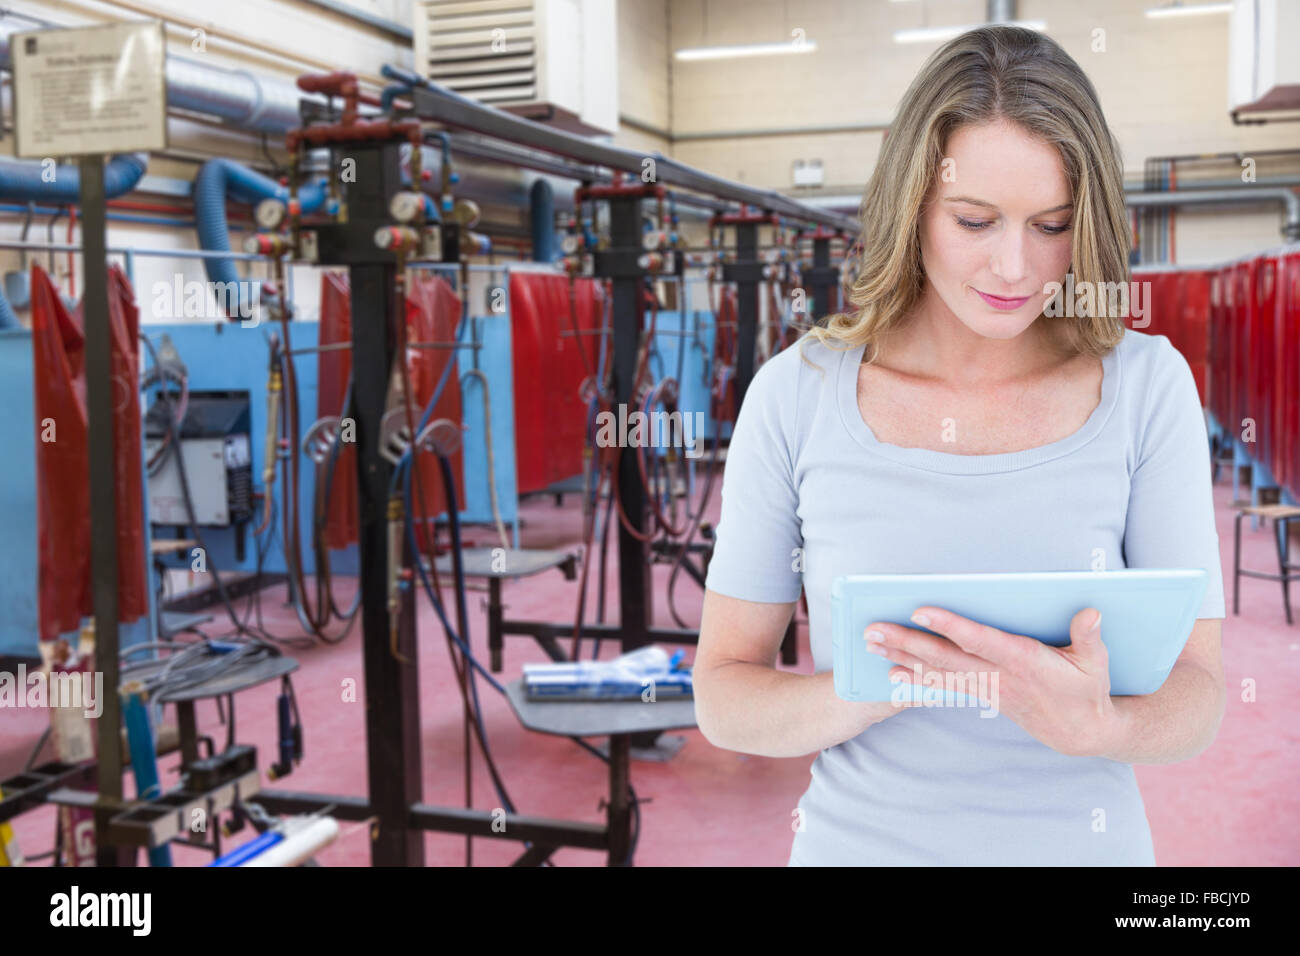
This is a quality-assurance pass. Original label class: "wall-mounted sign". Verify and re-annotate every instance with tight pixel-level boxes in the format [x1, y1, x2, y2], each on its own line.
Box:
[11, 20, 167, 158]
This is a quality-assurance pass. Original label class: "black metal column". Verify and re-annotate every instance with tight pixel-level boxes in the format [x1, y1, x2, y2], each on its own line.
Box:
[608, 194, 652, 650]
[606, 735, 630, 865]
[733, 222, 759, 408]
[337, 143, 424, 867]
[807, 235, 838, 323]
[81, 156, 132, 866]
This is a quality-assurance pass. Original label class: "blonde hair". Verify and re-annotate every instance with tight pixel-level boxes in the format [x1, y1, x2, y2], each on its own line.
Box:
[803, 25, 1128, 364]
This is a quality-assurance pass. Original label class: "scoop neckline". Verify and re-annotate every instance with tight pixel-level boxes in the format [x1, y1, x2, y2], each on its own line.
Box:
[835, 332, 1123, 475]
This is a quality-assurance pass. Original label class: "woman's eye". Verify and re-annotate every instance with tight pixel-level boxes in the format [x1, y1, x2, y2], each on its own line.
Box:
[955, 217, 1072, 234]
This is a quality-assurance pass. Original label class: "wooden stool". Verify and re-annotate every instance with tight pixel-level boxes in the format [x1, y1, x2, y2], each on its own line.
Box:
[1233, 503, 1300, 624]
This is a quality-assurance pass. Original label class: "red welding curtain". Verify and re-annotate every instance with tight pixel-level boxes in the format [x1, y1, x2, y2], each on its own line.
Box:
[1279, 251, 1300, 500]
[509, 273, 605, 496]
[31, 264, 147, 642]
[1127, 270, 1211, 407]
[316, 271, 465, 548]
[317, 271, 359, 550]
[405, 271, 465, 548]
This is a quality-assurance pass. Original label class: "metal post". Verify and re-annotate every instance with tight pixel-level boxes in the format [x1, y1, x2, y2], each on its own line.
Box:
[608, 194, 652, 650]
[732, 221, 759, 408]
[316, 142, 426, 867]
[606, 734, 630, 866]
[808, 235, 837, 322]
[81, 156, 131, 866]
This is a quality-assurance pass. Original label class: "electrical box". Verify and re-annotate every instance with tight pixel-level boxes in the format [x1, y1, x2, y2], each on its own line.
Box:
[145, 391, 253, 528]
[793, 159, 824, 187]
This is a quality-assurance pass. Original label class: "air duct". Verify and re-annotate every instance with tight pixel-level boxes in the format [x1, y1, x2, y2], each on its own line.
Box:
[193, 159, 329, 318]
[0, 154, 149, 328]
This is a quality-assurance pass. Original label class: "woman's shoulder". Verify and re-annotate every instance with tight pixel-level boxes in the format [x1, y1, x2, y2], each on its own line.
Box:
[1111, 324, 1195, 393]
[746, 331, 855, 417]
[767, 329, 859, 381]
[737, 331, 851, 451]
[1107, 325, 1205, 457]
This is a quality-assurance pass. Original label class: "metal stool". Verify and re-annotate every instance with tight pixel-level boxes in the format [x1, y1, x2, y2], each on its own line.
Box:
[1233, 503, 1300, 624]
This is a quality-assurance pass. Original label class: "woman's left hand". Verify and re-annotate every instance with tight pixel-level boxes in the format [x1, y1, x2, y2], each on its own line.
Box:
[864, 606, 1127, 758]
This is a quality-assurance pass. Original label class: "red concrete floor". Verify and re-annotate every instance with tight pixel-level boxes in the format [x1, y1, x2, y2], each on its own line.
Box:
[3, 470, 1298, 866]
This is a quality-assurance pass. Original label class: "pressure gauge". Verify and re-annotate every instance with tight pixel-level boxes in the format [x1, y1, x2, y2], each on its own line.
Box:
[255, 198, 287, 230]
[453, 198, 481, 228]
[389, 191, 424, 224]
[642, 230, 665, 251]
[560, 234, 581, 255]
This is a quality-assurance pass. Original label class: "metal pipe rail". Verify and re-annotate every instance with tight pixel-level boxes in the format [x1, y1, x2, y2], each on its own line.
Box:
[1125, 187, 1300, 242]
[406, 82, 859, 233]
[440, 134, 734, 215]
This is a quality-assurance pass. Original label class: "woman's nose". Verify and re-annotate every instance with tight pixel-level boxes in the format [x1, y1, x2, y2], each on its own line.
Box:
[989, 229, 1029, 287]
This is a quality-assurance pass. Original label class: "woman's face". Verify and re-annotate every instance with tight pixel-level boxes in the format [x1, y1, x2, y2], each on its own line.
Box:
[917, 118, 1075, 341]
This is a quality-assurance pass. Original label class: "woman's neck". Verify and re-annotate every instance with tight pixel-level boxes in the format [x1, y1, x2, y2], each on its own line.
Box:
[870, 293, 1070, 387]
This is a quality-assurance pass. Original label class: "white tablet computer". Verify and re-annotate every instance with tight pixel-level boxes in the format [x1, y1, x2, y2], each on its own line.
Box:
[831, 569, 1208, 703]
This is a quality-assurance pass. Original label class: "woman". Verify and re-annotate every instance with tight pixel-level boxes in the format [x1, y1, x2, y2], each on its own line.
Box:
[694, 25, 1226, 866]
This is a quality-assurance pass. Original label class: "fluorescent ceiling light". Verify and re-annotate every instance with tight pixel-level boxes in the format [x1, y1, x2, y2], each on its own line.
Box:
[1145, 2, 1232, 17]
[893, 20, 1047, 44]
[675, 40, 817, 61]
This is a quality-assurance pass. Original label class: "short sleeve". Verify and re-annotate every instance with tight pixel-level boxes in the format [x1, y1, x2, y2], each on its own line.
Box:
[704, 357, 805, 603]
[1123, 337, 1226, 618]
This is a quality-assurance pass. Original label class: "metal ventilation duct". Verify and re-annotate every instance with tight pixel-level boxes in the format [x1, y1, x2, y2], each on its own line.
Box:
[415, 0, 539, 106]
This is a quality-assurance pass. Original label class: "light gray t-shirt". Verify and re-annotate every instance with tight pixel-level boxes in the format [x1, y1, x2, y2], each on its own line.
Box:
[703, 326, 1226, 866]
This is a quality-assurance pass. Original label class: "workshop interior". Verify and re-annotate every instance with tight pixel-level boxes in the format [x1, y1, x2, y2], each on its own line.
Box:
[0, 0, 1298, 870]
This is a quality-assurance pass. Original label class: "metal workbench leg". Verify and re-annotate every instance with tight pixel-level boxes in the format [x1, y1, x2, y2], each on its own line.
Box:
[176, 700, 200, 766]
[606, 733, 631, 866]
[1278, 517, 1293, 626]
[489, 577, 503, 672]
[1234, 511, 1243, 616]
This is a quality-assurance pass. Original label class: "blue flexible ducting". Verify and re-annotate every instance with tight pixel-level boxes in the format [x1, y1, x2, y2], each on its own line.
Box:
[0, 285, 19, 330]
[0, 153, 148, 204]
[0, 153, 149, 329]
[193, 158, 328, 319]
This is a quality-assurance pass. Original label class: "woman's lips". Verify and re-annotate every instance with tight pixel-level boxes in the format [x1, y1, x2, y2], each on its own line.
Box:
[973, 287, 1032, 310]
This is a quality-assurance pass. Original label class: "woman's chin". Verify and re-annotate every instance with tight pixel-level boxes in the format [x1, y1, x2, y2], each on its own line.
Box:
[955, 313, 1039, 341]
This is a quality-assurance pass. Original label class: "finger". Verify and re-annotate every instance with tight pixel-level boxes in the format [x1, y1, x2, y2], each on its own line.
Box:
[863, 635, 929, 674]
[860, 635, 942, 707]
[911, 606, 1043, 670]
[1063, 608, 1108, 676]
[866, 621, 994, 674]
